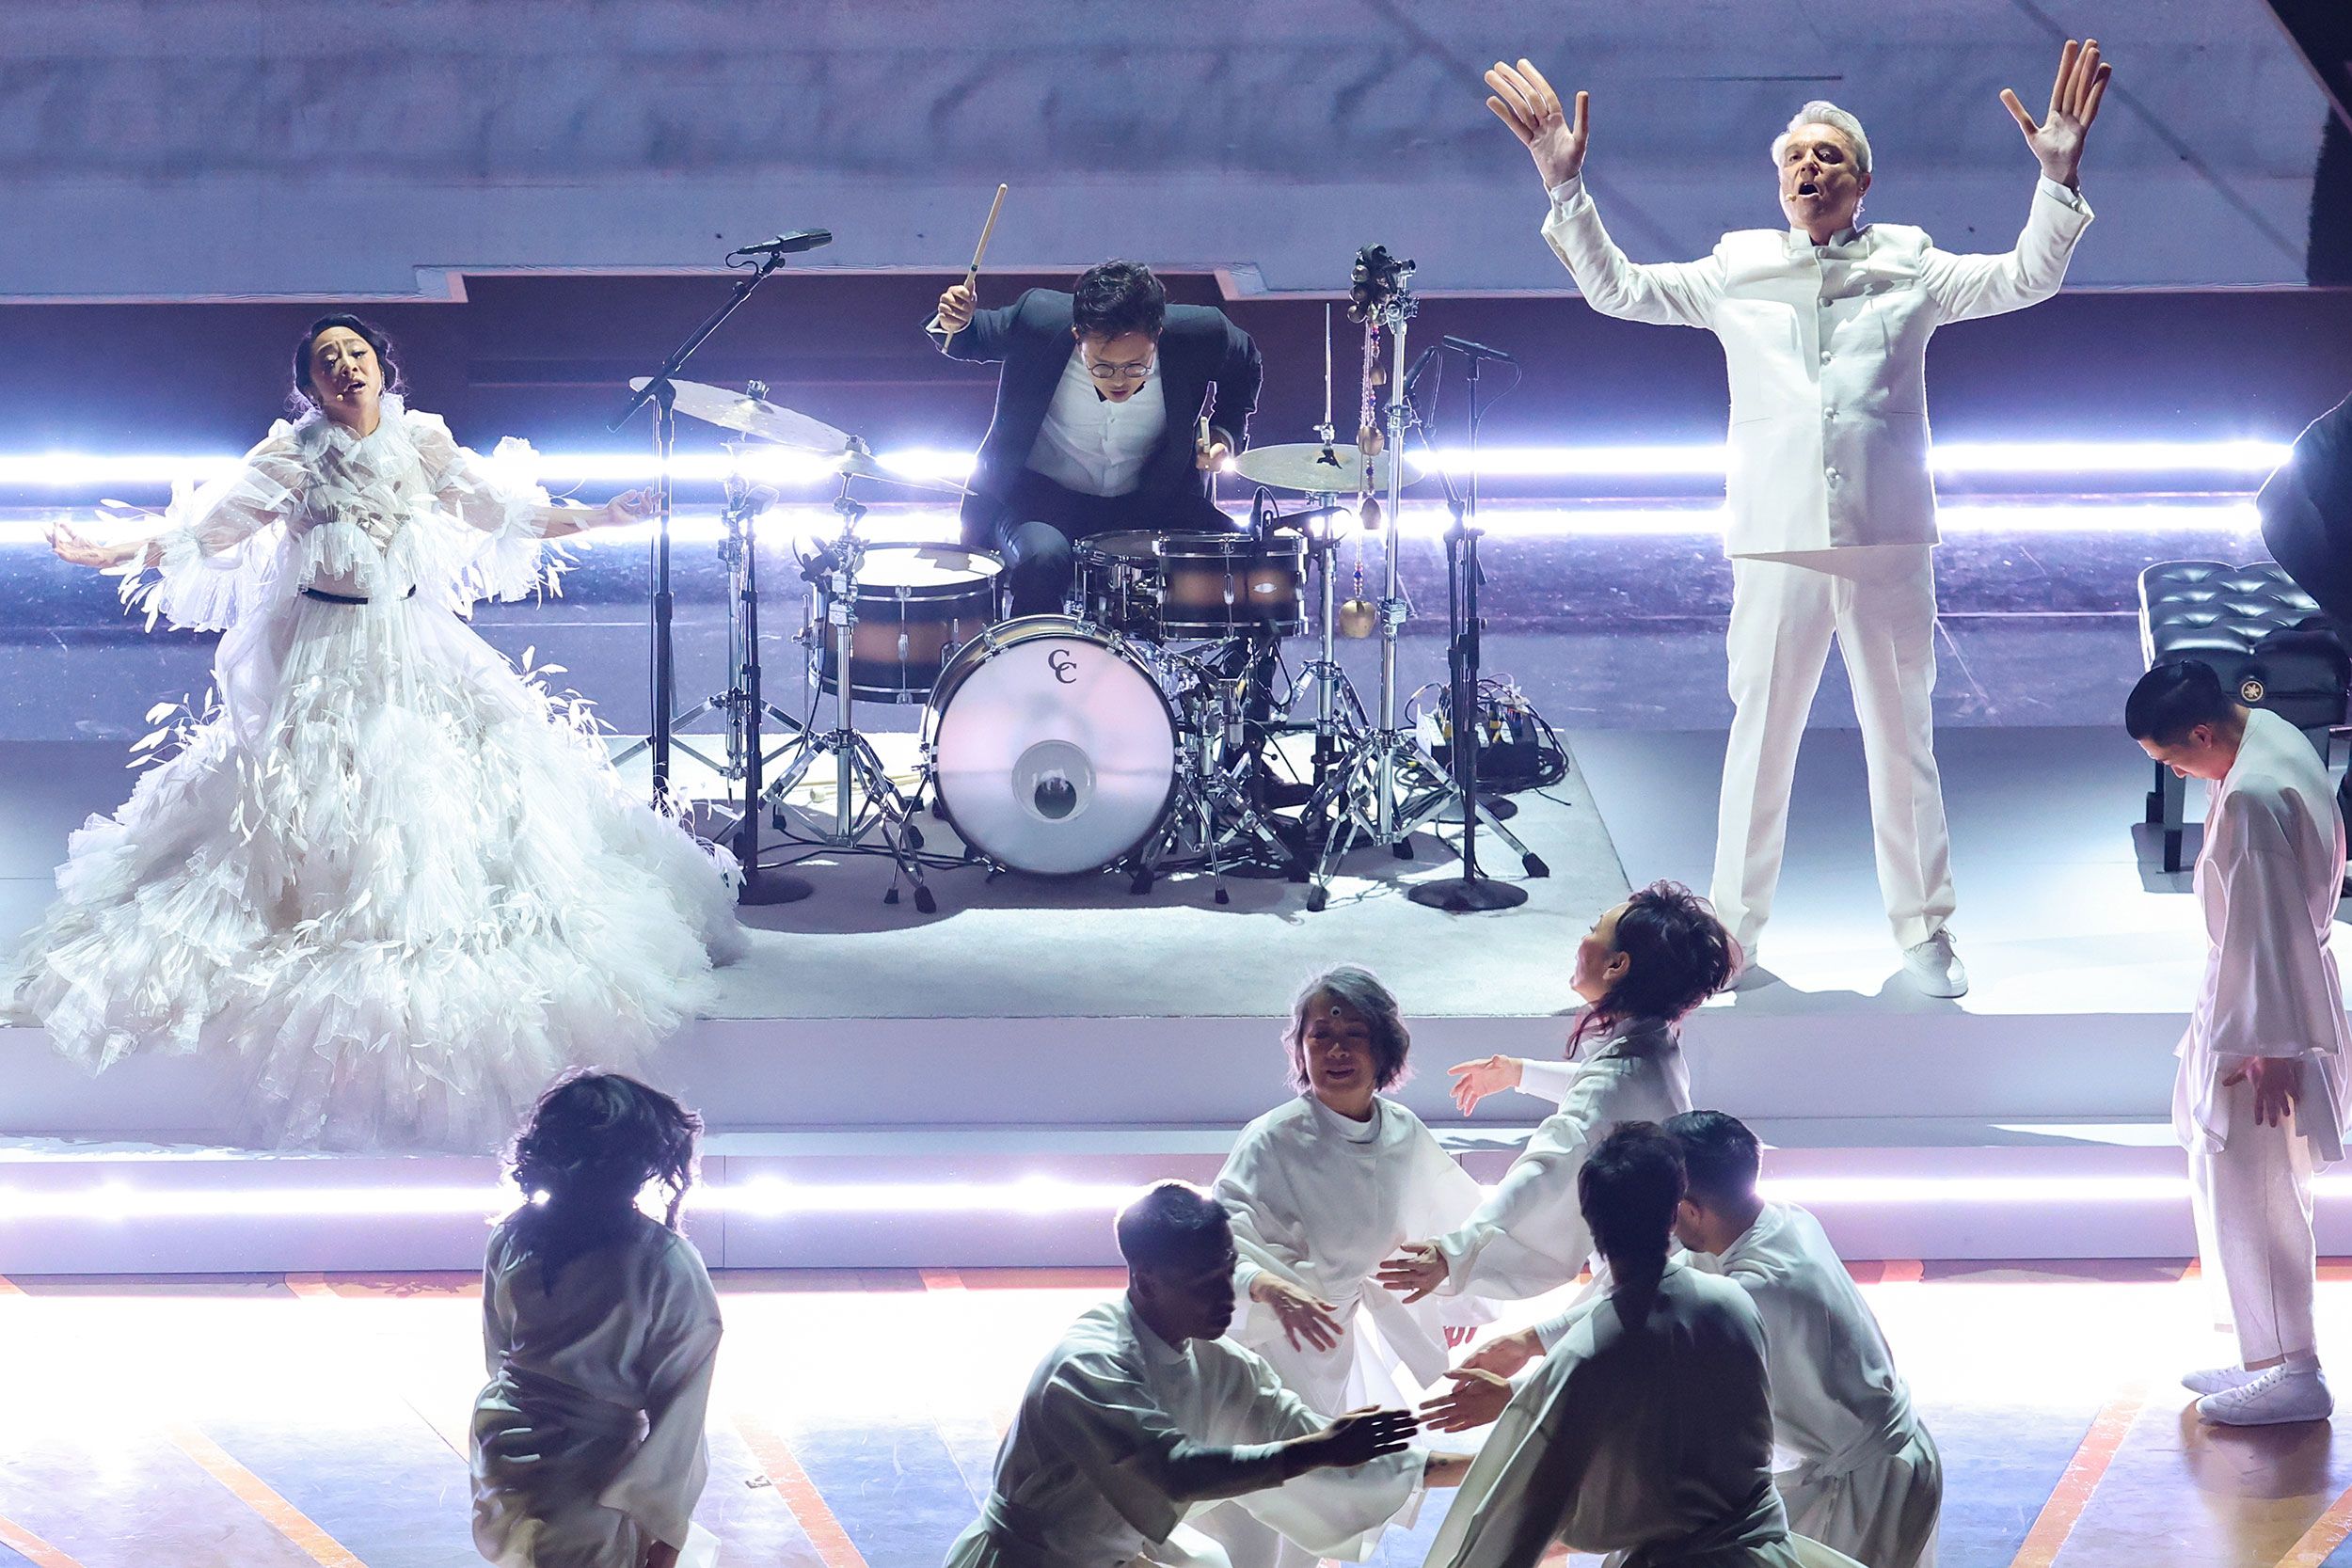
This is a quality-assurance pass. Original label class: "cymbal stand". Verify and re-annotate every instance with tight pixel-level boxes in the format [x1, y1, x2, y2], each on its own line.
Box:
[1281, 497, 1371, 791]
[612, 427, 812, 904]
[761, 477, 936, 912]
[1297, 284, 1454, 912]
[1134, 656, 1306, 903]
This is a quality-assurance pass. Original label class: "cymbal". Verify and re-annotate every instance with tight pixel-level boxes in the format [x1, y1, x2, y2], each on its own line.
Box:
[635, 377, 851, 452]
[834, 448, 970, 496]
[635, 377, 966, 494]
[1229, 442, 1394, 494]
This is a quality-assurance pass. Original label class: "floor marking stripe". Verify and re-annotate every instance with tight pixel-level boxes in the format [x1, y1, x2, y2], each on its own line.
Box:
[0, 1515, 83, 1568]
[0, 1276, 26, 1297]
[1879, 1259, 1924, 1284]
[2278, 1479, 2352, 1568]
[919, 1269, 967, 1291]
[732, 1411, 871, 1568]
[282, 1273, 338, 1300]
[164, 1422, 369, 1568]
[2005, 1386, 2147, 1568]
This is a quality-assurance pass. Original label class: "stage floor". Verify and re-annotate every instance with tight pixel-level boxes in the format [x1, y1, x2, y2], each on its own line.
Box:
[6, 1259, 2352, 1568]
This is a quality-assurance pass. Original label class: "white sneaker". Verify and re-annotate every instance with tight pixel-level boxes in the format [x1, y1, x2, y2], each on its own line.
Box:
[1900, 930, 1969, 998]
[2196, 1365, 2333, 1426]
[2183, 1364, 2266, 1396]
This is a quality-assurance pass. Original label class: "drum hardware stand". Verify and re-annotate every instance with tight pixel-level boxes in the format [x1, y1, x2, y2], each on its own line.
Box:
[1132, 658, 1305, 901]
[1297, 246, 1457, 912]
[612, 430, 814, 905]
[1406, 345, 1545, 912]
[1281, 494, 1372, 801]
[610, 243, 801, 814]
[761, 473, 937, 913]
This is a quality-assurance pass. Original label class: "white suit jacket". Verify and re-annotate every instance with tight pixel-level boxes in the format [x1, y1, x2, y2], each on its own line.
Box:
[1542, 175, 2092, 556]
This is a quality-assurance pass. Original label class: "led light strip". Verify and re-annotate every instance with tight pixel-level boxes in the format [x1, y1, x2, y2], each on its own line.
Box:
[4, 1169, 2344, 1220]
[0, 499, 2265, 549]
[0, 438, 2292, 492]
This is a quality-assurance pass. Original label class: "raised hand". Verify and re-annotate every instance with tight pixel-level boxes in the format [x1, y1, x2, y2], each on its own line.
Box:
[1999, 38, 2110, 190]
[937, 280, 977, 333]
[1448, 1054, 1524, 1115]
[1308, 1406, 1420, 1470]
[1252, 1275, 1345, 1354]
[1484, 60, 1588, 190]
[1375, 1243, 1449, 1303]
[1420, 1368, 1514, 1433]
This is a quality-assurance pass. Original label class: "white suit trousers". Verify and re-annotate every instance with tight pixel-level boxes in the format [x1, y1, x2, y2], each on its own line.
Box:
[2185, 1070, 2318, 1365]
[1710, 546, 1958, 951]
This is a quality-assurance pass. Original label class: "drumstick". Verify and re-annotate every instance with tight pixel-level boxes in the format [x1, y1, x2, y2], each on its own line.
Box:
[931, 183, 1010, 338]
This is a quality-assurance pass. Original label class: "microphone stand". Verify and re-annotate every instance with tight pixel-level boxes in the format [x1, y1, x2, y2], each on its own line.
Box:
[1408, 345, 1541, 911]
[610, 246, 813, 905]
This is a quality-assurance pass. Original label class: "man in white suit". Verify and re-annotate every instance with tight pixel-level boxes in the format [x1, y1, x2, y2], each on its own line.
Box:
[1485, 42, 2113, 996]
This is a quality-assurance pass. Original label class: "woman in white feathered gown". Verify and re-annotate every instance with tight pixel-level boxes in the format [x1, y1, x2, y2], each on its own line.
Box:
[10, 315, 743, 1152]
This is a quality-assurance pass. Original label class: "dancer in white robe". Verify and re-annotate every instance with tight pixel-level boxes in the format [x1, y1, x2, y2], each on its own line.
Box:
[1480, 44, 2112, 997]
[472, 1073, 723, 1568]
[948, 1181, 1467, 1568]
[2129, 661, 2352, 1425]
[1671, 1112, 1941, 1567]
[14, 315, 742, 1151]
[1380, 882, 1736, 1305]
[1420, 1124, 1861, 1568]
[1201, 967, 1493, 1568]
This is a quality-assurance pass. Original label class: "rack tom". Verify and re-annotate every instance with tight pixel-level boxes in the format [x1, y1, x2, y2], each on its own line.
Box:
[1076, 530, 1307, 641]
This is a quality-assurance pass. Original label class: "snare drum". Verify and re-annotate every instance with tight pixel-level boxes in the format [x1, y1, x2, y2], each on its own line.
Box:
[1076, 531, 1307, 641]
[808, 542, 1002, 704]
[925, 615, 1179, 876]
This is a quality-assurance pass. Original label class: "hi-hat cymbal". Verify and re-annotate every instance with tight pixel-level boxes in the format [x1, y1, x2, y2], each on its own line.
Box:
[1229, 442, 1394, 494]
[636, 377, 966, 494]
[635, 377, 852, 452]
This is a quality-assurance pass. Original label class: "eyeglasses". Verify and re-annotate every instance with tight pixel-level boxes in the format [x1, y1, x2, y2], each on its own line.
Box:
[1086, 357, 1154, 384]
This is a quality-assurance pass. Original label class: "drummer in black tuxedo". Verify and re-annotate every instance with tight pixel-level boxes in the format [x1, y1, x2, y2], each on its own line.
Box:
[930, 260, 1262, 618]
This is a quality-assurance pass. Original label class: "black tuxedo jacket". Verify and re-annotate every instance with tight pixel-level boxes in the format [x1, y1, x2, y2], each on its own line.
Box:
[2262, 390, 2352, 623]
[930, 289, 1262, 545]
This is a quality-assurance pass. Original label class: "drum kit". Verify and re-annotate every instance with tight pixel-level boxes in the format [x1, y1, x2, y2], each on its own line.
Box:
[632, 249, 1546, 915]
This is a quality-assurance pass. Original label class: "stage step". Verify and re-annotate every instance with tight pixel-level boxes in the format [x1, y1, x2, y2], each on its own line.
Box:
[0, 1118, 2320, 1275]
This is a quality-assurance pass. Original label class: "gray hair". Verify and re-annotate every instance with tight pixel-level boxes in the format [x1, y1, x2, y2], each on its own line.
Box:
[1771, 101, 1872, 176]
[1282, 965, 1412, 1092]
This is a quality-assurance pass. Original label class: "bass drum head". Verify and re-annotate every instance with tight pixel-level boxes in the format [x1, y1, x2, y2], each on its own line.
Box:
[930, 618, 1178, 876]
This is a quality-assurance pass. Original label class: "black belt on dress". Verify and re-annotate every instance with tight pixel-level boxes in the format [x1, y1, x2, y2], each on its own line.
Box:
[300, 585, 418, 605]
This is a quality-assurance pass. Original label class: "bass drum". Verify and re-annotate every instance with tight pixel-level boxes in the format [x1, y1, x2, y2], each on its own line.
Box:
[926, 616, 1179, 876]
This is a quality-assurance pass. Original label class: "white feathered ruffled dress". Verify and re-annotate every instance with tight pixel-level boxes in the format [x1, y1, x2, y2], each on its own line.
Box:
[8, 397, 744, 1152]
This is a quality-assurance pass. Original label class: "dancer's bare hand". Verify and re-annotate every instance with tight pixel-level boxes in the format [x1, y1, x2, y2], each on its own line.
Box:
[937, 281, 977, 332]
[600, 487, 659, 528]
[1458, 1327, 1543, 1380]
[1377, 1243, 1449, 1303]
[1448, 1054, 1525, 1115]
[47, 520, 139, 568]
[1999, 37, 2111, 189]
[1297, 1406, 1419, 1472]
[1421, 1368, 1514, 1433]
[1485, 60, 1588, 189]
[2222, 1054, 2304, 1128]
[1252, 1275, 1344, 1353]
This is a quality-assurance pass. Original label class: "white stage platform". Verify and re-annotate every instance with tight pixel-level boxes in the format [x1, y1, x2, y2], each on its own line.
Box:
[6, 724, 2344, 1274]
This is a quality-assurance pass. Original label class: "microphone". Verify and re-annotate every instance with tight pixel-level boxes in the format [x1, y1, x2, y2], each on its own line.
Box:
[1441, 333, 1516, 363]
[728, 229, 834, 261]
[1404, 345, 1443, 401]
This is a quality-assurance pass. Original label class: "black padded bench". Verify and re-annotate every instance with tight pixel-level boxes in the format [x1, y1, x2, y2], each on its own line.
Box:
[2137, 562, 2350, 873]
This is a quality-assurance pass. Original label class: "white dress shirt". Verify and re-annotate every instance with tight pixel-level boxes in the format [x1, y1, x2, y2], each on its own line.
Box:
[1025, 347, 1169, 497]
[1541, 174, 2092, 556]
